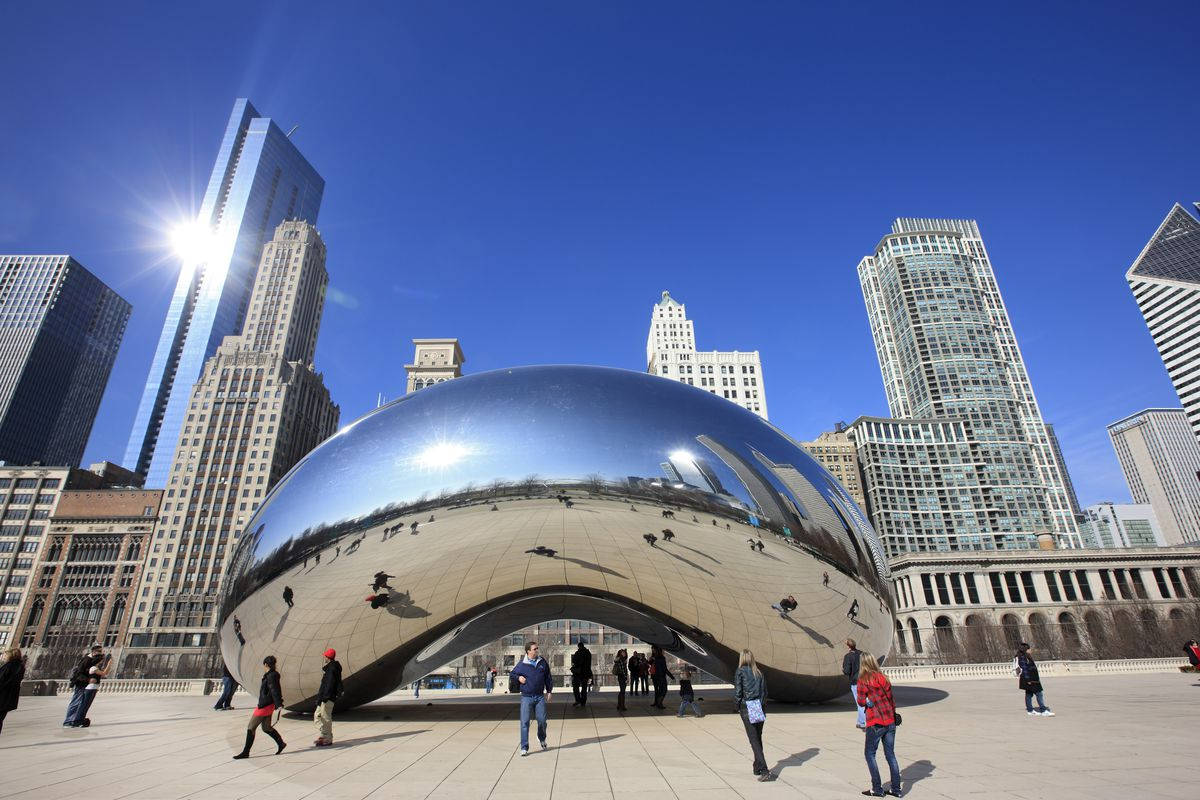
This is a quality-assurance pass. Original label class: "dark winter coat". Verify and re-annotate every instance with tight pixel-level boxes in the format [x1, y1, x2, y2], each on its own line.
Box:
[650, 653, 674, 683]
[612, 654, 628, 681]
[570, 647, 593, 679]
[0, 658, 24, 713]
[69, 654, 103, 689]
[734, 666, 766, 708]
[842, 649, 862, 682]
[1017, 653, 1042, 692]
[257, 669, 284, 710]
[317, 660, 343, 703]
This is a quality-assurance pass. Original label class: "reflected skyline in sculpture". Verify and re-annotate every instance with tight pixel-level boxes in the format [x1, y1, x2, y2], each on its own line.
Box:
[219, 366, 894, 711]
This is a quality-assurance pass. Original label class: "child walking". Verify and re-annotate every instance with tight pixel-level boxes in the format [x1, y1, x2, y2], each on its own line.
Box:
[677, 669, 703, 717]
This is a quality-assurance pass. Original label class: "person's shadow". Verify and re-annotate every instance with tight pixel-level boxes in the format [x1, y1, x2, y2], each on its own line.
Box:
[273, 607, 290, 641]
[555, 734, 625, 750]
[901, 759, 936, 790]
[781, 616, 832, 646]
[333, 729, 430, 747]
[384, 596, 432, 619]
[772, 746, 819, 776]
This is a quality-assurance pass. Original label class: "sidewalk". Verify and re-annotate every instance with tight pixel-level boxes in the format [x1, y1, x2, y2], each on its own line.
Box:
[0, 673, 1196, 799]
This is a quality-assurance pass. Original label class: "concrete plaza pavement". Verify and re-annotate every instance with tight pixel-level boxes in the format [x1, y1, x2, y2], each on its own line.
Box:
[0, 673, 1197, 800]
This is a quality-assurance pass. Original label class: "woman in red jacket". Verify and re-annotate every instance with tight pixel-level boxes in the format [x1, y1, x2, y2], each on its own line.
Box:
[856, 654, 901, 798]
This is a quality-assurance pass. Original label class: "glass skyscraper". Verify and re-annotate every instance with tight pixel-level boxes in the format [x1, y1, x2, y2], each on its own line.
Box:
[856, 219, 1080, 552]
[0, 255, 130, 467]
[124, 99, 324, 487]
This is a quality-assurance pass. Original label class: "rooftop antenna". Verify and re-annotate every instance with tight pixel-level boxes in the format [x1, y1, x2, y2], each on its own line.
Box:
[286, 124, 299, 138]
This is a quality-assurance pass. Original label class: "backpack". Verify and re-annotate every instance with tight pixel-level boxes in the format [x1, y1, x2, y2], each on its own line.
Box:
[648, 661, 657, 676]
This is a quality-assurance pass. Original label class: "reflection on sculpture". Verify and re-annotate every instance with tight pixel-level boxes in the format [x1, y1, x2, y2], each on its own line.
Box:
[219, 366, 894, 711]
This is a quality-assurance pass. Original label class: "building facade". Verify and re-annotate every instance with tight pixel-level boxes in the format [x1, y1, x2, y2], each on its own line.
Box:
[857, 219, 1079, 550]
[1108, 408, 1200, 545]
[0, 255, 130, 467]
[0, 463, 141, 647]
[1044, 423, 1082, 518]
[888, 547, 1200, 663]
[15, 489, 162, 677]
[122, 221, 339, 675]
[1077, 502, 1165, 549]
[646, 291, 767, 419]
[405, 338, 465, 394]
[1125, 203, 1200, 441]
[125, 98, 325, 487]
[798, 427, 867, 511]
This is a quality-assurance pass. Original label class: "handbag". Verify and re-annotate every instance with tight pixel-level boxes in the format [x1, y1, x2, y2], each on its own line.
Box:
[745, 698, 765, 723]
[894, 711, 902, 726]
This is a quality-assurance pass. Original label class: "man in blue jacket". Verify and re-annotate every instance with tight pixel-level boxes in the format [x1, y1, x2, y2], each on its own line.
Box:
[510, 641, 553, 755]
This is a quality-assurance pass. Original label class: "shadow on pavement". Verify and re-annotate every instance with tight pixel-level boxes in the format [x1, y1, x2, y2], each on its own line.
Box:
[556, 734, 625, 749]
[901, 759, 936, 788]
[333, 728, 430, 746]
[773, 746, 819, 775]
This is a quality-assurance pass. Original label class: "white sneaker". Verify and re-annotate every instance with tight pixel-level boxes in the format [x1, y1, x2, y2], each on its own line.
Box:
[1027, 711, 1039, 716]
[1039, 710, 1055, 717]
[520, 749, 529, 757]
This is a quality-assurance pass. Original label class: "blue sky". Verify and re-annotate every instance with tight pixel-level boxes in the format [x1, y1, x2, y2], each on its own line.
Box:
[2, 2, 1197, 507]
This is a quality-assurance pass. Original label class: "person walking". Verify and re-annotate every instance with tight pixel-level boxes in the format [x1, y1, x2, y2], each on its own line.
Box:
[63, 644, 108, 727]
[823, 571, 830, 587]
[612, 649, 628, 711]
[413, 678, 421, 698]
[677, 669, 703, 717]
[282, 586, 294, 608]
[570, 640, 593, 707]
[510, 641, 553, 756]
[843, 639, 866, 729]
[485, 666, 495, 694]
[0, 647, 25, 734]
[1184, 639, 1200, 670]
[649, 644, 674, 709]
[734, 649, 772, 781]
[313, 648, 342, 747]
[233, 655, 286, 759]
[1016, 642, 1054, 716]
[856, 654, 901, 797]
[847, 598, 859, 621]
[214, 663, 238, 710]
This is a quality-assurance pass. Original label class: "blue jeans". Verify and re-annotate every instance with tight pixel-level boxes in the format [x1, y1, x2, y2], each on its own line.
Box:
[678, 699, 703, 717]
[519, 694, 547, 750]
[63, 687, 87, 725]
[850, 684, 866, 727]
[1025, 690, 1049, 712]
[214, 676, 236, 709]
[864, 723, 901, 795]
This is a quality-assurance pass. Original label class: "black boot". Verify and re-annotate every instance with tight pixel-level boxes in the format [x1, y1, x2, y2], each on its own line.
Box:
[265, 727, 287, 755]
[233, 730, 254, 759]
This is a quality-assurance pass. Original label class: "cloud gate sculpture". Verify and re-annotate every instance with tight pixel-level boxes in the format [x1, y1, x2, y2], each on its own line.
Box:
[219, 366, 893, 711]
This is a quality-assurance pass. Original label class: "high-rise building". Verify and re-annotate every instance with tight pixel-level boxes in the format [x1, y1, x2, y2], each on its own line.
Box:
[1077, 502, 1165, 549]
[125, 99, 324, 487]
[122, 221, 339, 674]
[857, 219, 1079, 550]
[646, 291, 767, 419]
[1125, 203, 1200, 442]
[15, 488, 162, 675]
[405, 339, 465, 393]
[1044, 423, 1083, 518]
[0, 255, 130, 467]
[798, 427, 868, 511]
[0, 462, 141, 647]
[1108, 408, 1200, 545]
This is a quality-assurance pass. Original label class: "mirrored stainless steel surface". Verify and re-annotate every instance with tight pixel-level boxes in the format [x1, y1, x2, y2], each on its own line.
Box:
[219, 366, 894, 710]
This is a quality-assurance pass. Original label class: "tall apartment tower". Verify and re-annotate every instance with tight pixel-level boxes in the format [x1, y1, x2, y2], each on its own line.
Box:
[798, 428, 868, 511]
[405, 339, 465, 393]
[125, 99, 324, 487]
[123, 221, 339, 673]
[646, 291, 767, 419]
[1044, 423, 1083, 518]
[1108, 408, 1200, 545]
[1125, 203, 1200, 441]
[0, 256, 130, 467]
[858, 219, 1079, 550]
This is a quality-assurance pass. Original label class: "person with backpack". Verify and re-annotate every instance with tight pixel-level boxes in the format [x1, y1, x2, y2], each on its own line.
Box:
[63, 644, 108, 727]
[843, 639, 865, 729]
[612, 648, 628, 711]
[313, 648, 342, 747]
[510, 641, 553, 756]
[1015, 642, 1054, 716]
[234, 655, 286, 759]
[856, 653, 901, 797]
[734, 649, 773, 781]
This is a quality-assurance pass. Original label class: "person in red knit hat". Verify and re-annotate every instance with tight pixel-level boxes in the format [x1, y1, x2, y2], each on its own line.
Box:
[314, 648, 343, 747]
